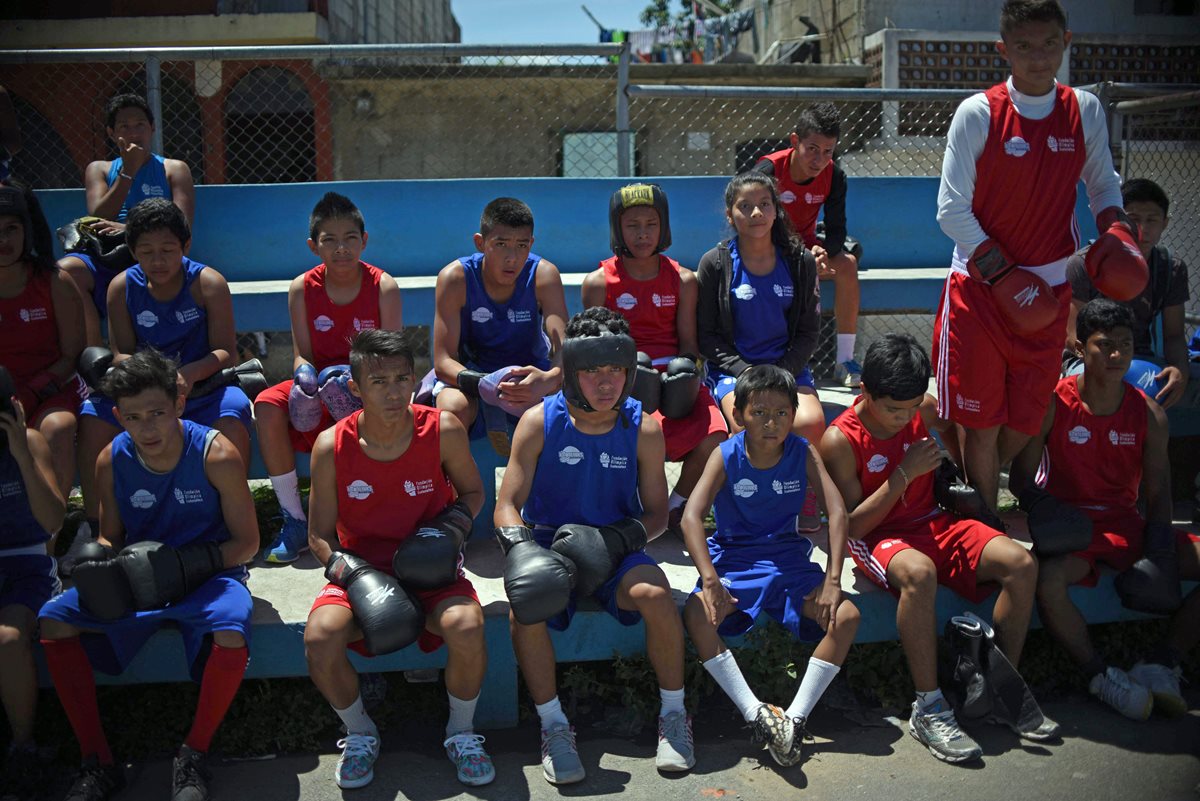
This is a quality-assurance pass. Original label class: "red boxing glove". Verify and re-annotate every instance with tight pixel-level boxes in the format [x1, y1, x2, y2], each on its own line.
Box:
[1086, 207, 1148, 301]
[967, 239, 1059, 335]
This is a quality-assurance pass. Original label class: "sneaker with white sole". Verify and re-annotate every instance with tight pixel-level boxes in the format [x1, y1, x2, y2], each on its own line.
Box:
[263, 508, 308, 564]
[655, 711, 695, 772]
[444, 732, 495, 786]
[908, 701, 983, 763]
[540, 723, 585, 785]
[334, 732, 380, 789]
[835, 359, 862, 388]
[1089, 666, 1152, 721]
[748, 703, 794, 758]
[768, 716, 811, 768]
[1129, 662, 1185, 717]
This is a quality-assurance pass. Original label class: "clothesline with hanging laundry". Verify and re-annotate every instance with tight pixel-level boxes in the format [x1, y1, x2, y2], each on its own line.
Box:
[589, 5, 757, 64]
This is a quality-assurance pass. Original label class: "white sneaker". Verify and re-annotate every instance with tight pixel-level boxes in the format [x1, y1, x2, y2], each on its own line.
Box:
[655, 711, 695, 772]
[1089, 667, 1153, 721]
[1129, 662, 1186, 717]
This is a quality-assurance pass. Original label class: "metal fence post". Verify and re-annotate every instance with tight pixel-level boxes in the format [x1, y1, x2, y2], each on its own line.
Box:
[145, 54, 164, 155]
[616, 42, 631, 177]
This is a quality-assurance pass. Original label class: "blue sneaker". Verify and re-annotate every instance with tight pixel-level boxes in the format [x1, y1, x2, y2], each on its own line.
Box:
[334, 732, 379, 789]
[263, 508, 308, 563]
[835, 359, 862, 388]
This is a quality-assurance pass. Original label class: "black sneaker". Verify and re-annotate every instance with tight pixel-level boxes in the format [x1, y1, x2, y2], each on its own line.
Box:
[1, 743, 45, 800]
[63, 758, 124, 801]
[171, 746, 211, 801]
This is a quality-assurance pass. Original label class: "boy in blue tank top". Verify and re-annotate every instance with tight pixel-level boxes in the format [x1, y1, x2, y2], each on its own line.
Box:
[494, 307, 693, 783]
[682, 365, 860, 769]
[39, 349, 259, 801]
[0, 366, 65, 796]
[75, 198, 252, 538]
[428, 197, 568, 455]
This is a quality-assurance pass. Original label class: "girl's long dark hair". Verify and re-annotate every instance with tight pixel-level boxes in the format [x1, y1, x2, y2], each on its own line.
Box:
[723, 171, 804, 260]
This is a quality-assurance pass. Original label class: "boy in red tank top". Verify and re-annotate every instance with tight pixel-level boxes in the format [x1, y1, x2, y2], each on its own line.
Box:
[254, 192, 403, 563]
[932, 0, 1143, 519]
[1010, 299, 1200, 721]
[581, 184, 727, 532]
[304, 330, 493, 789]
[821, 334, 1054, 761]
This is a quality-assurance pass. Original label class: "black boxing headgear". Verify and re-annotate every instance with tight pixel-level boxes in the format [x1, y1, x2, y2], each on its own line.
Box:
[0, 185, 33, 261]
[561, 325, 637, 413]
[609, 183, 671, 256]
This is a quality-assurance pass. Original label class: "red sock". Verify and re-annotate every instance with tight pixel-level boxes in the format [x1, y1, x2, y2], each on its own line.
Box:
[41, 637, 112, 765]
[184, 643, 249, 753]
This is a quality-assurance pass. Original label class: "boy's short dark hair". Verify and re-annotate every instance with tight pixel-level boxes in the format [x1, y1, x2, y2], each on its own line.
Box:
[1000, 0, 1067, 38]
[1076, 298, 1135, 346]
[565, 306, 630, 339]
[105, 93, 154, 130]
[125, 198, 190, 251]
[308, 191, 366, 241]
[103, 348, 179, 403]
[349, 329, 416, 383]
[861, 333, 931, 402]
[479, 197, 534, 238]
[1121, 178, 1170, 216]
[733, 365, 798, 412]
[795, 102, 841, 141]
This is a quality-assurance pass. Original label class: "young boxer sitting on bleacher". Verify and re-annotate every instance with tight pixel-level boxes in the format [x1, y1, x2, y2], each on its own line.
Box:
[39, 349, 259, 801]
[494, 307, 693, 784]
[1010, 298, 1200, 721]
[303, 329, 493, 790]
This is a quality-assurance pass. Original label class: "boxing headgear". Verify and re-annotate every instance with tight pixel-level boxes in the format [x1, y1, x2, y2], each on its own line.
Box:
[0, 185, 33, 261]
[561, 324, 637, 413]
[609, 183, 671, 256]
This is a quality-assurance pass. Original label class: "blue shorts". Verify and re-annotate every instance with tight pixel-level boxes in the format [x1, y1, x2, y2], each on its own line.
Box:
[693, 537, 826, 642]
[533, 527, 658, 632]
[38, 568, 252, 681]
[81, 385, 252, 432]
[707, 366, 815, 404]
[0, 553, 61, 614]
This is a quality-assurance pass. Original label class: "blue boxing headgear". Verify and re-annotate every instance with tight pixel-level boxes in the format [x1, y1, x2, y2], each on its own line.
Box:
[561, 323, 637, 413]
[0, 185, 33, 261]
[609, 183, 671, 256]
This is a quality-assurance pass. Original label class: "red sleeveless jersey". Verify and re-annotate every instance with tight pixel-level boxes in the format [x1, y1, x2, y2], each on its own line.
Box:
[1039, 376, 1146, 511]
[831, 402, 941, 542]
[0, 270, 62, 381]
[601, 254, 682, 362]
[758, 149, 831, 247]
[333, 405, 455, 570]
[974, 83, 1086, 266]
[303, 262, 384, 370]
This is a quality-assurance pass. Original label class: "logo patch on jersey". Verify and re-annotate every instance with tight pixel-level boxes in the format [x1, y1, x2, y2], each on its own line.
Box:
[1004, 136, 1030, 157]
[1047, 135, 1075, 153]
[142, 182, 165, 198]
[772, 478, 803, 494]
[733, 478, 758, 498]
[772, 283, 793, 298]
[507, 308, 532, 323]
[733, 284, 756, 301]
[804, 192, 824, 205]
[403, 478, 435, 496]
[599, 451, 628, 470]
[616, 292, 638, 310]
[18, 307, 48, 323]
[955, 393, 981, 413]
[313, 315, 335, 332]
[0, 480, 22, 499]
[867, 453, 889, 473]
[173, 487, 204, 505]
[780, 190, 797, 204]
[1067, 425, 1091, 445]
[136, 310, 159, 328]
[347, 479, 374, 500]
[471, 307, 493, 324]
[175, 308, 200, 324]
[353, 318, 376, 332]
[558, 446, 584, 465]
[130, 489, 156, 509]
[652, 292, 675, 307]
[1108, 429, 1137, 446]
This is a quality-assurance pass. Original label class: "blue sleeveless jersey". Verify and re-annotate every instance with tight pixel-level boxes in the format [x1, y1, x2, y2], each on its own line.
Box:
[458, 252, 550, 372]
[0, 449, 50, 548]
[126, 257, 210, 364]
[712, 430, 808, 545]
[106, 154, 171, 223]
[728, 237, 793, 363]
[523, 392, 643, 529]
[113, 420, 231, 548]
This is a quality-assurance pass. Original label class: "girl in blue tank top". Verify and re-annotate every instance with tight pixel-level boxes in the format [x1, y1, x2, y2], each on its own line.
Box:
[124, 257, 211, 364]
[727, 237, 793, 364]
[458, 252, 551, 372]
[106, 154, 171, 223]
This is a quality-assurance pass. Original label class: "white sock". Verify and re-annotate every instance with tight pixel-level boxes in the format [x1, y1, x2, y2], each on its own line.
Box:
[915, 688, 946, 713]
[702, 651, 761, 722]
[270, 470, 306, 520]
[445, 691, 479, 738]
[836, 334, 856, 364]
[785, 657, 840, 720]
[333, 694, 377, 737]
[669, 492, 687, 511]
[659, 687, 686, 717]
[536, 696, 570, 731]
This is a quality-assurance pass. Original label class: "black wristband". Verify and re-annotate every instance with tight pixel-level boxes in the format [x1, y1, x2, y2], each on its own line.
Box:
[457, 369, 485, 398]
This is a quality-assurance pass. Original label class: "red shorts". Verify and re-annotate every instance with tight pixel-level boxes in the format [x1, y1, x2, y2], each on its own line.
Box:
[255, 379, 334, 453]
[309, 573, 479, 654]
[932, 271, 1070, 436]
[847, 513, 1008, 604]
[19, 374, 87, 425]
[655, 385, 727, 462]
[1070, 508, 1200, 587]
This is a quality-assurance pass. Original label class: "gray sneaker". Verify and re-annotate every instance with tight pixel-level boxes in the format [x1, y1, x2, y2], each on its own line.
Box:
[656, 711, 695, 772]
[540, 723, 585, 785]
[768, 716, 811, 768]
[748, 703, 794, 757]
[908, 701, 983, 763]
